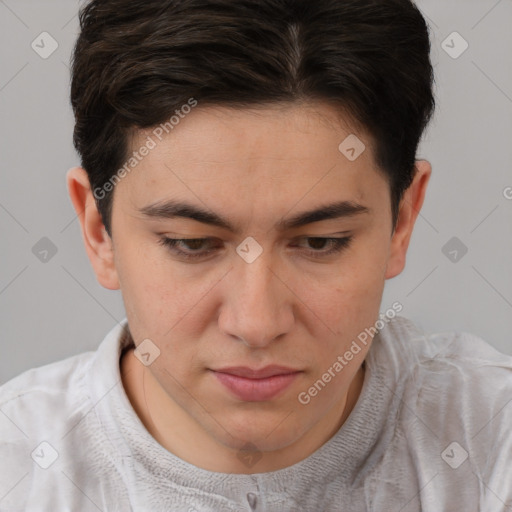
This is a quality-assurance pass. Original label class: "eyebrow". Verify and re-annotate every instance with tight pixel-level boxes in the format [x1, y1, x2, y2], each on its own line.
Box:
[138, 199, 370, 233]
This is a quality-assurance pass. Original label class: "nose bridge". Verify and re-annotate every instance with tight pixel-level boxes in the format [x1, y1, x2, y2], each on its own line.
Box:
[223, 247, 290, 347]
[238, 250, 277, 305]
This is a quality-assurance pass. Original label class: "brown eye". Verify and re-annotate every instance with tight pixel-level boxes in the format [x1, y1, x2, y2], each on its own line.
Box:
[158, 237, 218, 260]
[295, 237, 353, 257]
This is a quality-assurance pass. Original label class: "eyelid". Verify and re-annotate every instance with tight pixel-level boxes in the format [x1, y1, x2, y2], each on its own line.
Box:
[158, 235, 354, 261]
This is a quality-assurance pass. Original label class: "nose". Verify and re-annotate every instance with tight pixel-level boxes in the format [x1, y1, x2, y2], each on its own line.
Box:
[218, 249, 294, 349]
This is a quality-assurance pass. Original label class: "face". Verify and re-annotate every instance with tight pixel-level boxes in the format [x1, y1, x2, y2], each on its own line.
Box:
[69, 100, 430, 465]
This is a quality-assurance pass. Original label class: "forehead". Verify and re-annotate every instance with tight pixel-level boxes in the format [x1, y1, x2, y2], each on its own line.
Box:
[132, 101, 373, 162]
[119, 102, 386, 212]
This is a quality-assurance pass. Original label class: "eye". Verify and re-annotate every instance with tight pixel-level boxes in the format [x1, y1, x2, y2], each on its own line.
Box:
[158, 237, 219, 260]
[158, 236, 353, 261]
[293, 236, 353, 258]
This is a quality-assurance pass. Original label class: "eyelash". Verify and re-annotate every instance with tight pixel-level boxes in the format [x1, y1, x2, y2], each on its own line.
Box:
[157, 236, 353, 261]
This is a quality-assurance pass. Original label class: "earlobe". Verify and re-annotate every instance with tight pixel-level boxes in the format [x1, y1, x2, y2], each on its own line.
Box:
[385, 160, 432, 280]
[66, 167, 120, 290]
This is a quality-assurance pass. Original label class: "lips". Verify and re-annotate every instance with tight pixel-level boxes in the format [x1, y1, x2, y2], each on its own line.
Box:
[211, 366, 302, 401]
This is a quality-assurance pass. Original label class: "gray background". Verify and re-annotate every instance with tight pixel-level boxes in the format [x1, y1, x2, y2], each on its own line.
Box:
[0, 0, 511, 385]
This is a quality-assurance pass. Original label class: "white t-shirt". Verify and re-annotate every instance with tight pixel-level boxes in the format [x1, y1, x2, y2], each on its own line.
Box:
[1, 315, 511, 511]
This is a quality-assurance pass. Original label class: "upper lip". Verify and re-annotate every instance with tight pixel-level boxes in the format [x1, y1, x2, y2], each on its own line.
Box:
[212, 365, 301, 379]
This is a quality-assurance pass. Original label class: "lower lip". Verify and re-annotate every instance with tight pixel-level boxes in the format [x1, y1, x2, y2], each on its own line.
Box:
[212, 371, 300, 401]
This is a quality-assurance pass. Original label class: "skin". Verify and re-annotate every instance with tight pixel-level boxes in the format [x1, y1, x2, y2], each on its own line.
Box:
[67, 101, 431, 474]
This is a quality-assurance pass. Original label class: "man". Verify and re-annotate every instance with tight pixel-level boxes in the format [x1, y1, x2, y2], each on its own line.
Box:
[1, 0, 511, 510]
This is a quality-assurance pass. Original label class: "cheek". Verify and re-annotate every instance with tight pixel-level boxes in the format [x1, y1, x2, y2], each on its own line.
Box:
[116, 236, 182, 310]
[318, 250, 387, 325]
[302, 245, 387, 367]
[115, 245, 189, 344]
[120, 271, 214, 377]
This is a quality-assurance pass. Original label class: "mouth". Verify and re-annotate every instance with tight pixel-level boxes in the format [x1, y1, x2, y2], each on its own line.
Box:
[210, 366, 302, 402]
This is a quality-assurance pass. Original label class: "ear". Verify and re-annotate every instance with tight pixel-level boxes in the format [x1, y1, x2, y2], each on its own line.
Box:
[66, 167, 120, 290]
[385, 160, 431, 280]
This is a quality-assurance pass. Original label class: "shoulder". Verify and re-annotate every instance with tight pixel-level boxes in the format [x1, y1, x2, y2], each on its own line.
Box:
[377, 318, 512, 489]
[406, 324, 512, 403]
[0, 348, 94, 407]
[418, 328, 512, 443]
[374, 316, 512, 444]
[0, 350, 95, 445]
[379, 316, 512, 392]
[0, 320, 130, 431]
[0, 346, 131, 509]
